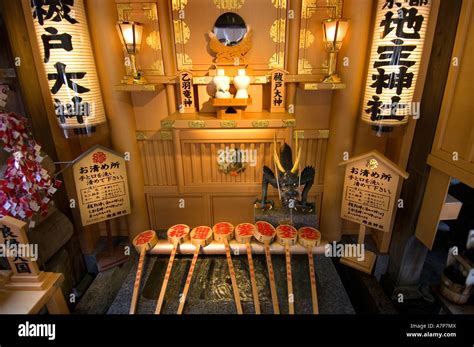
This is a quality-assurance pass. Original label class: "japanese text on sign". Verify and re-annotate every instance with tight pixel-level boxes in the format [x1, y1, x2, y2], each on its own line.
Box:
[73, 146, 131, 226]
[362, 0, 431, 126]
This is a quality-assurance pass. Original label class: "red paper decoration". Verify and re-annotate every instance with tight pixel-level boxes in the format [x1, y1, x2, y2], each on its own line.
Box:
[0, 112, 61, 221]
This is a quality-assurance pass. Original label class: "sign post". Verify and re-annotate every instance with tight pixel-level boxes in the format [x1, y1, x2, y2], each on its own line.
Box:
[72, 145, 131, 271]
[1, 216, 53, 290]
[338, 150, 408, 274]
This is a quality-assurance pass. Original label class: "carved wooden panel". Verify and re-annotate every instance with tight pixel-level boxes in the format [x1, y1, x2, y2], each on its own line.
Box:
[137, 137, 177, 186]
[137, 129, 329, 188]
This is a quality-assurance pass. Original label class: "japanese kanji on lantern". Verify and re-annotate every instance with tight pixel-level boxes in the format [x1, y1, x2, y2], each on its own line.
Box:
[29, 0, 107, 134]
[362, 0, 431, 129]
[72, 145, 131, 226]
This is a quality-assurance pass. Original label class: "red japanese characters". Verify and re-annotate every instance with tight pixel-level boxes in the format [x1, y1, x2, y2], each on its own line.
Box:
[190, 226, 213, 247]
[235, 223, 256, 243]
[167, 224, 190, 244]
[212, 222, 234, 242]
[132, 230, 158, 251]
[254, 221, 276, 243]
[298, 227, 322, 249]
[276, 224, 298, 246]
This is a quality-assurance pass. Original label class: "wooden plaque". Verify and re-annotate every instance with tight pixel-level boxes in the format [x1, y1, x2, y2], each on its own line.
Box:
[178, 71, 195, 113]
[270, 69, 287, 113]
[72, 145, 131, 226]
[339, 150, 408, 233]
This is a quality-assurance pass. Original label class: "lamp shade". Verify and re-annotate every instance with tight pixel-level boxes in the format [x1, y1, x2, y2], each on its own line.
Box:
[30, 0, 106, 132]
[116, 21, 144, 54]
[361, 0, 431, 128]
[323, 19, 349, 50]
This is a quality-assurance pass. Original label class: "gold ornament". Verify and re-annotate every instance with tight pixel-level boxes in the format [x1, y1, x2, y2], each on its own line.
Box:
[213, 0, 245, 10]
[272, 0, 286, 9]
[301, 0, 317, 19]
[299, 29, 315, 49]
[270, 19, 286, 43]
[172, 0, 188, 11]
[298, 58, 313, 74]
[366, 159, 379, 170]
[146, 30, 162, 51]
[268, 52, 285, 69]
[176, 53, 193, 70]
[174, 20, 191, 44]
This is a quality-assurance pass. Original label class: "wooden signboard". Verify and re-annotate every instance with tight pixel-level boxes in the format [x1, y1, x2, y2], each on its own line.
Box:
[0, 216, 58, 291]
[339, 150, 408, 233]
[72, 145, 131, 226]
[338, 151, 408, 274]
[178, 71, 195, 113]
[270, 69, 287, 113]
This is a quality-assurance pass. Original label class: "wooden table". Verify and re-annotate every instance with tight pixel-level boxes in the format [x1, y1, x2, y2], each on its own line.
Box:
[0, 273, 69, 314]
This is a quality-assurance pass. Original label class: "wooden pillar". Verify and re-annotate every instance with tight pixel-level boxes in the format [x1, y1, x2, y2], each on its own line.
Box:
[382, 0, 462, 295]
[157, 0, 177, 114]
[285, 0, 302, 107]
[319, 0, 373, 242]
[86, 0, 150, 239]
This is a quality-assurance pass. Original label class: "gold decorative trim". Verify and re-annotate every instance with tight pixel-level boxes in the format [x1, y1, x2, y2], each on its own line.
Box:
[213, 0, 245, 10]
[150, 60, 164, 75]
[176, 53, 193, 71]
[318, 130, 330, 139]
[116, 4, 132, 21]
[161, 120, 175, 129]
[173, 20, 190, 45]
[272, 0, 286, 9]
[220, 120, 237, 128]
[302, 0, 318, 19]
[270, 19, 286, 43]
[142, 3, 158, 21]
[294, 130, 305, 139]
[172, 0, 188, 11]
[299, 29, 315, 49]
[283, 119, 296, 127]
[327, 0, 343, 18]
[188, 120, 205, 128]
[160, 131, 173, 140]
[269, 52, 285, 69]
[298, 58, 313, 74]
[136, 132, 147, 140]
[146, 31, 162, 51]
[252, 120, 269, 128]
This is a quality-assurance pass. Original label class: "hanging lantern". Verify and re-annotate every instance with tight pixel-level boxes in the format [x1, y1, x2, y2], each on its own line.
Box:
[361, 0, 431, 132]
[30, 0, 107, 137]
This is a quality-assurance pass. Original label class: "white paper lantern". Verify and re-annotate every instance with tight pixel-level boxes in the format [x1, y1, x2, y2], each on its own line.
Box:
[30, 0, 106, 132]
[362, 0, 431, 129]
